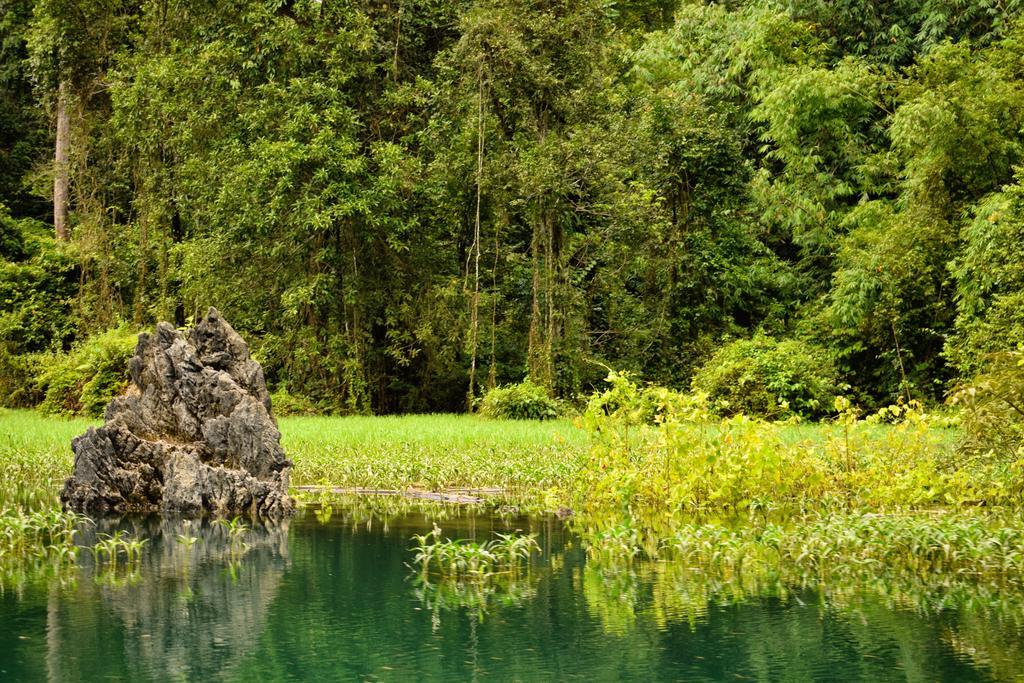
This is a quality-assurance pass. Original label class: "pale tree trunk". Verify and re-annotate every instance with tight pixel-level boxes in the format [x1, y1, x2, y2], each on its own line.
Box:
[392, 0, 403, 82]
[53, 80, 71, 241]
[527, 200, 554, 391]
[528, 220, 543, 381]
[466, 68, 485, 410]
[487, 211, 501, 391]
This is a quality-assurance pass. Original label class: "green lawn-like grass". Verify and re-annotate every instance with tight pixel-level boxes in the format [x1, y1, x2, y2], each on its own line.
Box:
[0, 410, 588, 510]
[281, 413, 587, 494]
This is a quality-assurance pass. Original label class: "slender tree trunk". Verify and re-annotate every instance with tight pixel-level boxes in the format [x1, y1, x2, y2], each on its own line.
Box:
[528, 110, 555, 392]
[54, 80, 71, 241]
[392, 0, 403, 82]
[528, 206, 554, 389]
[134, 213, 148, 325]
[544, 211, 555, 390]
[487, 211, 501, 391]
[528, 217, 543, 383]
[170, 209, 186, 326]
[467, 68, 485, 410]
[891, 317, 912, 403]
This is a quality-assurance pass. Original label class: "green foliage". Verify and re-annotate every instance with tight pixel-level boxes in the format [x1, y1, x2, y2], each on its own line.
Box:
[585, 370, 698, 426]
[269, 388, 321, 417]
[0, 350, 41, 408]
[3, 0, 1024, 412]
[37, 325, 137, 417]
[0, 0, 48, 219]
[478, 378, 559, 420]
[0, 207, 78, 407]
[949, 174, 1024, 377]
[569, 372, 987, 539]
[950, 347, 1024, 462]
[0, 207, 77, 352]
[692, 334, 839, 419]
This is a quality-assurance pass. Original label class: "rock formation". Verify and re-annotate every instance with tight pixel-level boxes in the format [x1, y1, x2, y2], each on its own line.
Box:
[61, 308, 294, 518]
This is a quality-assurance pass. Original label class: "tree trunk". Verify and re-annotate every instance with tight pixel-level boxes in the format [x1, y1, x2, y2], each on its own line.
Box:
[467, 69, 485, 410]
[487, 211, 501, 391]
[171, 209, 186, 327]
[53, 80, 71, 241]
[528, 220, 543, 382]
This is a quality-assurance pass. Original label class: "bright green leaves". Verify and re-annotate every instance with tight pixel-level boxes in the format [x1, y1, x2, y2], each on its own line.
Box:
[892, 35, 1024, 211]
[949, 176, 1024, 376]
[751, 57, 888, 255]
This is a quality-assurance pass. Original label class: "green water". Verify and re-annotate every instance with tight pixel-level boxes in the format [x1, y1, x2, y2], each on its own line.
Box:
[1, 506, 1021, 682]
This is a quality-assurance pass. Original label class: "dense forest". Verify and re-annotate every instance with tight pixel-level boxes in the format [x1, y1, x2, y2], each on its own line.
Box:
[1, 0, 1023, 415]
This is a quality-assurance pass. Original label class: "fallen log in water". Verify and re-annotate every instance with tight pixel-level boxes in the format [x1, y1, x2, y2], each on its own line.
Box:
[292, 485, 506, 505]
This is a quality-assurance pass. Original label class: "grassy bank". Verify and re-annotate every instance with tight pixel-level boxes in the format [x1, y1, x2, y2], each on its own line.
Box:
[5, 405, 1024, 604]
[0, 410, 588, 511]
[282, 414, 587, 496]
[0, 404, 990, 517]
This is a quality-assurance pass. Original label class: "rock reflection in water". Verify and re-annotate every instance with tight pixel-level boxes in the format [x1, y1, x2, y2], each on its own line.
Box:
[1, 505, 1020, 681]
[45, 516, 288, 682]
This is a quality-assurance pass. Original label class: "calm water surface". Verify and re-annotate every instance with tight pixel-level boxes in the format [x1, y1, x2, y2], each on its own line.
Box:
[0, 505, 1020, 682]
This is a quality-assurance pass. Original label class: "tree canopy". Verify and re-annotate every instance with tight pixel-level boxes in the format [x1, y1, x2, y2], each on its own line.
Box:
[2, 0, 1023, 413]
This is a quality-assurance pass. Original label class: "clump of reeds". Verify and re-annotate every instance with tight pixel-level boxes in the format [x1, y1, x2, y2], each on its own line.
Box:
[411, 524, 539, 580]
[0, 507, 86, 591]
[87, 530, 147, 586]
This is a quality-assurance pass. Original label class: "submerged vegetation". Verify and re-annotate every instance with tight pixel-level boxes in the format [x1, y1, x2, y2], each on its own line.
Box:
[0, 507, 81, 591]
[411, 523, 539, 580]
[3, 376, 1024, 642]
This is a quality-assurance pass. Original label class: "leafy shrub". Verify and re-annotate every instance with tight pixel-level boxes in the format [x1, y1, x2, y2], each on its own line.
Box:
[269, 388, 321, 417]
[0, 205, 27, 261]
[949, 180, 1024, 377]
[478, 378, 559, 420]
[0, 210, 78, 353]
[38, 326, 139, 417]
[586, 370, 703, 426]
[571, 372, 982, 533]
[692, 334, 840, 419]
[0, 209, 79, 406]
[0, 350, 43, 408]
[949, 347, 1024, 462]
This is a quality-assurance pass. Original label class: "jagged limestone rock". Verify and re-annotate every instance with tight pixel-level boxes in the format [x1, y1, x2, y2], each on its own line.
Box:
[61, 308, 294, 518]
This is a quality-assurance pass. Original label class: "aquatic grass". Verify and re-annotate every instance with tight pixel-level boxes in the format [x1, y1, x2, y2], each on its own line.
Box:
[215, 516, 250, 560]
[581, 546, 1024, 637]
[410, 570, 540, 621]
[411, 524, 539, 580]
[0, 507, 86, 593]
[581, 509, 1024, 591]
[89, 530, 147, 585]
[5, 405, 1024, 617]
[0, 410, 96, 510]
[0, 410, 588, 512]
[409, 522, 544, 623]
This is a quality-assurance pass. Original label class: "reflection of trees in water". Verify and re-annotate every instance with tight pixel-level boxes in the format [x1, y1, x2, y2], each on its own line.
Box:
[45, 516, 289, 683]
[579, 554, 1024, 678]
[22, 503, 1024, 681]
